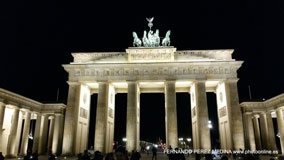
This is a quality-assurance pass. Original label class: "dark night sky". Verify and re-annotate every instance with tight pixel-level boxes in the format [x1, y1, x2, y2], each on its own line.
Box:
[1, 0, 284, 145]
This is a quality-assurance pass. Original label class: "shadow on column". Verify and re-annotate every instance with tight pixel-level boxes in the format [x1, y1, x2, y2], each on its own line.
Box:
[18, 119, 25, 154]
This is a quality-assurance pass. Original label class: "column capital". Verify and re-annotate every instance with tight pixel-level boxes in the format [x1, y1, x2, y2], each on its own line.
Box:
[225, 78, 239, 83]
[97, 81, 109, 84]
[0, 101, 6, 106]
[48, 115, 55, 119]
[6, 104, 20, 110]
[67, 81, 81, 86]
[20, 108, 31, 113]
[33, 112, 42, 116]
[126, 80, 138, 84]
[259, 111, 268, 116]
[276, 106, 284, 112]
[164, 80, 176, 85]
[41, 113, 49, 117]
[253, 114, 260, 118]
[266, 110, 275, 115]
[217, 79, 239, 86]
[192, 79, 206, 83]
[244, 112, 253, 115]
[54, 113, 63, 117]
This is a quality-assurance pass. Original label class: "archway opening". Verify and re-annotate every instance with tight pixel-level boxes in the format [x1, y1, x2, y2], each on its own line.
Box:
[207, 92, 219, 149]
[88, 94, 98, 149]
[176, 93, 192, 148]
[140, 93, 165, 144]
[114, 93, 127, 147]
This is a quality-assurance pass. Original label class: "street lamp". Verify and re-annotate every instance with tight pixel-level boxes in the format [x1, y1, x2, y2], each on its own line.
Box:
[122, 138, 127, 142]
[277, 132, 280, 138]
[178, 137, 184, 141]
[186, 138, 191, 142]
[208, 120, 213, 129]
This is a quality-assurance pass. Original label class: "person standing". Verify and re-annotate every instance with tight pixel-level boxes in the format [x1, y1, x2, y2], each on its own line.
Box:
[152, 146, 157, 160]
[0, 152, 4, 160]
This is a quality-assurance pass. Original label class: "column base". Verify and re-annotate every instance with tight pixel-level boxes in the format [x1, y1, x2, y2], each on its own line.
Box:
[61, 153, 76, 157]
[5, 154, 18, 158]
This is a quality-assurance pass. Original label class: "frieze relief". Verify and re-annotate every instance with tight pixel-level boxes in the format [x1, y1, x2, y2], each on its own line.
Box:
[70, 65, 238, 80]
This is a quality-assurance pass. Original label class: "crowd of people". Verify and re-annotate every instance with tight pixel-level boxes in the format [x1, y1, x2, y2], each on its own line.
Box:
[76, 146, 140, 160]
[1, 146, 284, 160]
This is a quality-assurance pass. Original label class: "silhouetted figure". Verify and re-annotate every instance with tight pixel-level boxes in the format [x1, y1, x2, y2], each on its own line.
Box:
[48, 151, 56, 160]
[78, 153, 83, 160]
[278, 156, 284, 160]
[195, 153, 201, 160]
[204, 154, 213, 160]
[31, 152, 39, 160]
[152, 146, 157, 160]
[93, 151, 104, 160]
[113, 142, 118, 151]
[130, 150, 141, 160]
[220, 155, 228, 160]
[0, 152, 4, 160]
[167, 146, 173, 160]
[24, 150, 32, 160]
[82, 150, 90, 160]
[115, 146, 128, 160]
[105, 153, 114, 160]
[172, 148, 185, 160]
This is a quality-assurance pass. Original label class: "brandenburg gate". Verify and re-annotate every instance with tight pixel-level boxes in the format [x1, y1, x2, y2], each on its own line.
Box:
[61, 46, 245, 154]
[61, 18, 245, 154]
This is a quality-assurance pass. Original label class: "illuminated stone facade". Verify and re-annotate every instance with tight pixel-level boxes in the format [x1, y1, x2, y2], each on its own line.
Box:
[0, 88, 65, 157]
[62, 47, 245, 154]
[241, 94, 284, 154]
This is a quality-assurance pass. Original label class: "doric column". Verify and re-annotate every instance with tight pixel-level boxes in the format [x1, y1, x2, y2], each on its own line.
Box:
[20, 110, 31, 155]
[58, 113, 65, 154]
[126, 81, 140, 151]
[32, 113, 42, 153]
[243, 112, 256, 151]
[190, 81, 210, 150]
[216, 80, 244, 150]
[62, 83, 80, 155]
[165, 81, 178, 148]
[47, 116, 55, 151]
[38, 114, 49, 154]
[259, 112, 268, 149]
[94, 82, 116, 153]
[52, 114, 64, 155]
[266, 111, 277, 150]
[6, 107, 20, 157]
[0, 102, 6, 153]
[62, 83, 90, 155]
[276, 107, 284, 154]
[252, 115, 262, 150]
[14, 111, 24, 156]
